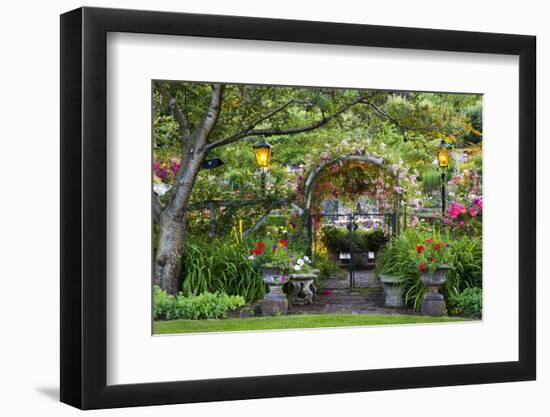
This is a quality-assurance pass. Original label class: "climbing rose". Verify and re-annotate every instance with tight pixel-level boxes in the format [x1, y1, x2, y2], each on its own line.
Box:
[416, 244, 425, 254]
[419, 263, 427, 272]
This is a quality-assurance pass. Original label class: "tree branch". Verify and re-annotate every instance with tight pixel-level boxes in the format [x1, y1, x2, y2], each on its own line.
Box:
[242, 198, 289, 238]
[196, 84, 224, 149]
[243, 210, 273, 238]
[205, 95, 367, 151]
[157, 83, 191, 138]
[361, 99, 430, 132]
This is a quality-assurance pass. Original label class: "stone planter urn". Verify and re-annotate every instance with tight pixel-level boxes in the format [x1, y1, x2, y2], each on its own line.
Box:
[420, 264, 450, 316]
[260, 267, 288, 316]
[379, 274, 404, 307]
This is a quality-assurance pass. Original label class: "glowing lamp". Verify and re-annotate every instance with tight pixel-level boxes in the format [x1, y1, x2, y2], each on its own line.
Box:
[253, 140, 272, 168]
[437, 140, 450, 168]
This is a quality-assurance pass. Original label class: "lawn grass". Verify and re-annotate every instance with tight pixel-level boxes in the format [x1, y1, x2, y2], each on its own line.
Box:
[154, 313, 468, 334]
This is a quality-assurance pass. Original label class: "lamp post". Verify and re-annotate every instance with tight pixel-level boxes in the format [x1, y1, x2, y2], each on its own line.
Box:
[437, 140, 450, 214]
[252, 139, 272, 195]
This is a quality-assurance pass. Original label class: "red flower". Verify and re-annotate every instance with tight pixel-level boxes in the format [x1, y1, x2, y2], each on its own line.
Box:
[279, 239, 288, 247]
[431, 256, 436, 263]
[419, 263, 427, 272]
[416, 244, 425, 254]
[258, 242, 265, 249]
[251, 248, 262, 255]
[434, 244, 441, 251]
[426, 238, 434, 244]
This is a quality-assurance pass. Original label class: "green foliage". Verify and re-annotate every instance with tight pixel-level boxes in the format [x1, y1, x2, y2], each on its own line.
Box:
[153, 81, 483, 240]
[376, 230, 424, 309]
[153, 286, 245, 320]
[321, 226, 388, 254]
[446, 236, 483, 296]
[264, 215, 288, 227]
[448, 287, 482, 318]
[421, 167, 441, 193]
[181, 237, 265, 302]
[376, 229, 483, 310]
[312, 252, 341, 282]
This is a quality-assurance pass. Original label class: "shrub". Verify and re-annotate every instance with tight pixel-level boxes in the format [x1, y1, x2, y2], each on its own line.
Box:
[446, 235, 483, 295]
[321, 226, 388, 254]
[312, 252, 341, 282]
[448, 287, 482, 318]
[153, 286, 245, 320]
[421, 167, 441, 193]
[376, 229, 483, 311]
[376, 229, 424, 309]
[181, 237, 265, 302]
[321, 226, 347, 254]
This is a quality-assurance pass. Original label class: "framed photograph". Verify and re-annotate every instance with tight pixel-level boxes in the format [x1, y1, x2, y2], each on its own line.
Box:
[60, 6, 536, 410]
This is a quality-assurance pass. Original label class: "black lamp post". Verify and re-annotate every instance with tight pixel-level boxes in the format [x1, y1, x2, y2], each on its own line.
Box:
[437, 140, 450, 214]
[252, 139, 272, 195]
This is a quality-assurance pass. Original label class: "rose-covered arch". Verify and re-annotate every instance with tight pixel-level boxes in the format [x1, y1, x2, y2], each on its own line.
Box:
[300, 154, 401, 254]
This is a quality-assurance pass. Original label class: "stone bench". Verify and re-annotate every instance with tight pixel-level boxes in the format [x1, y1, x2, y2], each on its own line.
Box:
[289, 269, 319, 305]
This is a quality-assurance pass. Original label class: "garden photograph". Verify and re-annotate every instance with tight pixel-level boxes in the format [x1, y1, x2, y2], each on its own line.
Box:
[152, 81, 483, 335]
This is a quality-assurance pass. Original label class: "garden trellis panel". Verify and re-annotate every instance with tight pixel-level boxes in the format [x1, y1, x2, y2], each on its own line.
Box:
[61, 6, 536, 410]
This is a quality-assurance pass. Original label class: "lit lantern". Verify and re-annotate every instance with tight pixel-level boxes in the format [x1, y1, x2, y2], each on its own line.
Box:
[252, 140, 272, 168]
[437, 140, 450, 168]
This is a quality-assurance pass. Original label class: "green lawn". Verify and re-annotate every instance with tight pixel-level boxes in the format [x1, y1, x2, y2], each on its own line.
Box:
[154, 314, 468, 334]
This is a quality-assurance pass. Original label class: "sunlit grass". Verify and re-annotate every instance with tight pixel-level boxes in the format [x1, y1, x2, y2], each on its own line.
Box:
[154, 313, 469, 334]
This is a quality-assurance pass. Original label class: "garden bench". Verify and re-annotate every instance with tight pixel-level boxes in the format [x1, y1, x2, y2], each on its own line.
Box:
[289, 271, 319, 305]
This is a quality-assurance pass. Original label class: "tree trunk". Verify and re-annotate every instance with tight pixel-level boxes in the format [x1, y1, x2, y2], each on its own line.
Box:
[153, 83, 223, 294]
[154, 154, 204, 293]
[154, 213, 187, 294]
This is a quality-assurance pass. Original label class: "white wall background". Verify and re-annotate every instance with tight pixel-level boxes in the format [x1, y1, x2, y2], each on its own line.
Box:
[0, 0, 545, 415]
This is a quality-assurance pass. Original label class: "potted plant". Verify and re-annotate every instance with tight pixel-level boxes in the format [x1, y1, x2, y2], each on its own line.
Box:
[248, 239, 292, 315]
[415, 238, 451, 316]
[375, 241, 406, 308]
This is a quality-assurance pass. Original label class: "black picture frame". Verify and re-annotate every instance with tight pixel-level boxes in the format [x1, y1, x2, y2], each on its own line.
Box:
[60, 6, 536, 410]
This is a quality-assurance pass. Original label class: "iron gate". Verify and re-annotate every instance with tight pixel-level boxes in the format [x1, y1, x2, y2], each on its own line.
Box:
[312, 211, 396, 288]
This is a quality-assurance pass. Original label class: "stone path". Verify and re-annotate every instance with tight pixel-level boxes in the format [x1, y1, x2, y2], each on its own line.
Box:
[289, 268, 416, 316]
[322, 268, 380, 289]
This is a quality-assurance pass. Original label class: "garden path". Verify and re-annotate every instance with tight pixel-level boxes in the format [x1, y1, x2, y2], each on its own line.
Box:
[289, 270, 417, 316]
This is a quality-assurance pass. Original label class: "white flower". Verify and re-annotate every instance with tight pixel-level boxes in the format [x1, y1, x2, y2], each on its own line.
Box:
[303, 256, 310, 262]
[294, 265, 302, 271]
[297, 259, 305, 266]
[248, 255, 255, 261]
